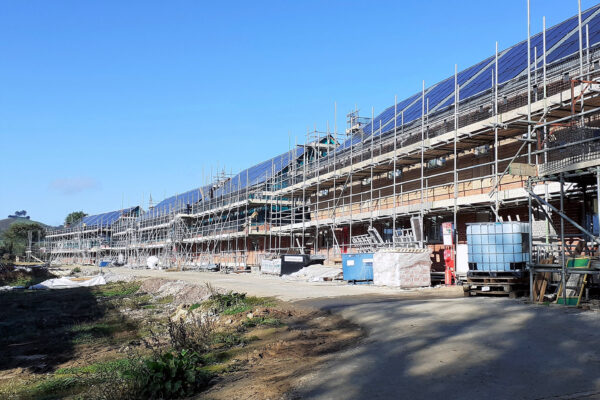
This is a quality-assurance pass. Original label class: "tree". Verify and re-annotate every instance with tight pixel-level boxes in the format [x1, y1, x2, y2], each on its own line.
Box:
[65, 211, 87, 226]
[0, 222, 44, 256]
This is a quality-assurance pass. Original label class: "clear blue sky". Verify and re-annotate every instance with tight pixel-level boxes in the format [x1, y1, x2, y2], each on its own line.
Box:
[1, 0, 596, 226]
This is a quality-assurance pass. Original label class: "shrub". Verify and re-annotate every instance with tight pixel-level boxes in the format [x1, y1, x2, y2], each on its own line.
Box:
[140, 349, 210, 399]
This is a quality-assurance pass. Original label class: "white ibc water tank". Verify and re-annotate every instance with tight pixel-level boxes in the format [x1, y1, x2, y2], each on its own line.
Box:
[147, 256, 159, 269]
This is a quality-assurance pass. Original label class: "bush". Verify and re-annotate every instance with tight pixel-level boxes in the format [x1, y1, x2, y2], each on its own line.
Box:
[140, 349, 210, 399]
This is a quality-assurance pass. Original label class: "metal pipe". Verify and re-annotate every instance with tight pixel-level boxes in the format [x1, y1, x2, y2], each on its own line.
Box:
[526, 186, 600, 244]
[527, 0, 532, 164]
[371, 107, 375, 227]
[543, 15, 550, 245]
[454, 64, 458, 247]
[495, 41, 500, 221]
[579, 0, 585, 124]
[528, 179, 534, 302]
[421, 80, 425, 244]
[587, 24, 591, 80]
[393, 95, 398, 237]
[597, 167, 600, 239]
[579, 0, 584, 77]
[560, 173, 567, 305]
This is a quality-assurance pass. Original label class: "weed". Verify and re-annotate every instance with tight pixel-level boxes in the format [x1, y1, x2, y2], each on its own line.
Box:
[165, 317, 216, 355]
[96, 282, 140, 298]
[120, 293, 153, 309]
[189, 303, 201, 312]
[70, 322, 116, 344]
[242, 316, 282, 328]
[70, 267, 82, 275]
[222, 304, 252, 315]
[203, 286, 275, 316]
[204, 291, 247, 313]
[69, 317, 139, 345]
[56, 358, 133, 375]
[211, 331, 248, 347]
[84, 353, 148, 400]
[27, 376, 79, 399]
[141, 349, 211, 399]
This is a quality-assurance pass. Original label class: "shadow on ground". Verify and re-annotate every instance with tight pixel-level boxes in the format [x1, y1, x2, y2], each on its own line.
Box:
[0, 287, 105, 373]
[293, 294, 600, 400]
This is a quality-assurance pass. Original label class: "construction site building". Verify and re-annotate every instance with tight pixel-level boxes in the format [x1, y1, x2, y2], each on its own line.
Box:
[43, 5, 600, 292]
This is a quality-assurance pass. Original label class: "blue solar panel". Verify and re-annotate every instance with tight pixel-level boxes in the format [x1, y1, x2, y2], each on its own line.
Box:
[546, 7, 599, 63]
[559, 14, 600, 62]
[142, 147, 304, 219]
[77, 206, 138, 228]
[429, 57, 495, 112]
[149, 188, 204, 217]
[362, 93, 421, 136]
[347, 4, 600, 152]
[589, 15, 600, 48]
[218, 147, 304, 196]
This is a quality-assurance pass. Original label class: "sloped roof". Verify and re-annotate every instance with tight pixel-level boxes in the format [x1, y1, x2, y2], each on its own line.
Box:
[144, 147, 305, 218]
[337, 4, 600, 151]
[76, 206, 139, 228]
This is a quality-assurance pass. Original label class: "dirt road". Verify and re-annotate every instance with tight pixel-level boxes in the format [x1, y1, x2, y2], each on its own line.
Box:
[99, 267, 600, 399]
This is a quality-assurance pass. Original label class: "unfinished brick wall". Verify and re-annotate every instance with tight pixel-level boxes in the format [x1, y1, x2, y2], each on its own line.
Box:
[307, 137, 528, 222]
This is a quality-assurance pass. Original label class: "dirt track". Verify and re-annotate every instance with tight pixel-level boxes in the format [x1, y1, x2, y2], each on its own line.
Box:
[93, 267, 600, 399]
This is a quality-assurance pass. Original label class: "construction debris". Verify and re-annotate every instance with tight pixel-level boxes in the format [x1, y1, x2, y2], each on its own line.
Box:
[30, 275, 106, 290]
[283, 265, 343, 282]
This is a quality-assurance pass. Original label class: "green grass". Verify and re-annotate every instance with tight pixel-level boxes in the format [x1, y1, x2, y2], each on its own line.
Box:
[4, 276, 33, 287]
[56, 357, 133, 375]
[222, 304, 253, 315]
[70, 322, 119, 344]
[3, 275, 49, 287]
[95, 282, 140, 298]
[0, 282, 284, 400]
[24, 376, 80, 400]
[204, 292, 277, 316]
[211, 331, 248, 347]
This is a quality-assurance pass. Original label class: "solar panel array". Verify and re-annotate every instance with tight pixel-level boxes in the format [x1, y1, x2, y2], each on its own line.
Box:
[81, 8, 600, 225]
[340, 5, 600, 151]
[142, 146, 305, 219]
[76, 206, 138, 228]
[144, 187, 206, 219]
[216, 146, 304, 197]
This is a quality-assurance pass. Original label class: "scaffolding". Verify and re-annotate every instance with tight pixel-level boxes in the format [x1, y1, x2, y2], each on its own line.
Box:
[41, 4, 600, 300]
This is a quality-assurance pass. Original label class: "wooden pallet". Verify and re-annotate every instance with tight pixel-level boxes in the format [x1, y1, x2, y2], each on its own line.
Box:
[468, 276, 525, 284]
[466, 273, 528, 297]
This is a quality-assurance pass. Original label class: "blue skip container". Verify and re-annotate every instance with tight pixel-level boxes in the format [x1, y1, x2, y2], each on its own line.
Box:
[342, 253, 374, 283]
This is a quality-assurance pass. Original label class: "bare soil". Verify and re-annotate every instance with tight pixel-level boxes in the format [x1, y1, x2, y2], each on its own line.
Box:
[202, 306, 364, 400]
[0, 272, 364, 399]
